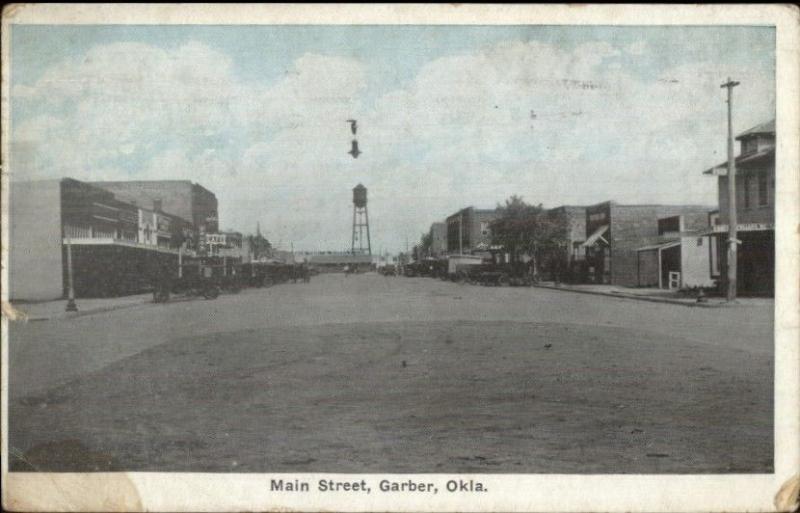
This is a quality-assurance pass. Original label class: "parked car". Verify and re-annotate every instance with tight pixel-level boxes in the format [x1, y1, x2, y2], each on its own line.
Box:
[464, 261, 533, 287]
[152, 266, 220, 303]
[378, 265, 397, 276]
[444, 254, 484, 282]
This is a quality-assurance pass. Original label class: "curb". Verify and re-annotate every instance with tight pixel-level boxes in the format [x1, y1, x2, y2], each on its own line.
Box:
[25, 298, 153, 322]
[532, 284, 727, 308]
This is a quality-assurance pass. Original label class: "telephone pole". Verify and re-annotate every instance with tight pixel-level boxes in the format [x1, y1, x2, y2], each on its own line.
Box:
[721, 77, 740, 302]
[65, 237, 78, 312]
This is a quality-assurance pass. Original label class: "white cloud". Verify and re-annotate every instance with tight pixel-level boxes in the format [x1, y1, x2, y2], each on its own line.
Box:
[625, 40, 648, 56]
[11, 35, 774, 251]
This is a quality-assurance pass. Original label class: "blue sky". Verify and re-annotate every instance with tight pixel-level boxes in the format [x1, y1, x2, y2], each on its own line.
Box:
[10, 25, 775, 251]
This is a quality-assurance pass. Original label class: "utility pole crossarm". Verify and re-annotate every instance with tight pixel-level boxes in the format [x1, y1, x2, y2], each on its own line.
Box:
[721, 79, 740, 90]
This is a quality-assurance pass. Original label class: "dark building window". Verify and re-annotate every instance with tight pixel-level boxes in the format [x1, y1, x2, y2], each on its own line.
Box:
[741, 137, 758, 155]
[758, 171, 768, 206]
[743, 174, 751, 209]
[658, 216, 680, 235]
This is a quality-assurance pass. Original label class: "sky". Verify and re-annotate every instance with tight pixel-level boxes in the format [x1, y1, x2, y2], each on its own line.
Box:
[10, 25, 775, 252]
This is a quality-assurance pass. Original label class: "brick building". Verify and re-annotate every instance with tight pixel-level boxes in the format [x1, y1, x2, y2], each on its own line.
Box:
[8, 178, 223, 299]
[90, 180, 219, 234]
[703, 119, 775, 296]
[9, 179, 186, 299]
[445, 207, 499, 254]
[581, 201, 714, 287]
[429, 222, 447, 257]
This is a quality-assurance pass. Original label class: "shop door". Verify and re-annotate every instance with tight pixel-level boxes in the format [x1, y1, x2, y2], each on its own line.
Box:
[602, 248, 611, 284]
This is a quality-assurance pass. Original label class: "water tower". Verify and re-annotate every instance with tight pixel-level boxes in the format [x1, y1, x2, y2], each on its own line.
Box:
[351, 184, 371, 256]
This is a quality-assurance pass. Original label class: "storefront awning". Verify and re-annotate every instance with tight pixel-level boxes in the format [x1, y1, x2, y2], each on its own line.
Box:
[637, 240, 680, 252]
[580, 225, 609, 248]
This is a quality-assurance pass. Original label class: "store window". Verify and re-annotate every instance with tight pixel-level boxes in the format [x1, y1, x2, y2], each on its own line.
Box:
[743, 174, 751, 209]
[758, 171, 768, 206]
[741, 137, 758, 155]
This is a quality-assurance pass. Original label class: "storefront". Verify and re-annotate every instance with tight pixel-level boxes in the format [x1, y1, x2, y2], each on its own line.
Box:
[713, 224, 774, 296]
[64, 239, 178, 297]
[702, 119, 775, 297]
[582, 223, 610, 284]
[636, 240, 680, 288]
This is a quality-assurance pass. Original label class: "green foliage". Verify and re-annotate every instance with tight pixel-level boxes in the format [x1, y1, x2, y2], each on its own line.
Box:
[491, 195, 569, 267]
[414, 232, 433, 260]
[248, 233, 272, 260]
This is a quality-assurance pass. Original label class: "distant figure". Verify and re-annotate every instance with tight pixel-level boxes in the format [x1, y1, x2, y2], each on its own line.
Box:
[344, 264, 350, 276]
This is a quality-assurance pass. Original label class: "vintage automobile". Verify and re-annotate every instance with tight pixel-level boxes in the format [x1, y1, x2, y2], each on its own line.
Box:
[444, 254, 485, 282]
[402, 258, 439, 278]
[239, 262, 294, 287]
[152, 267, 220, 303]
[417, 258, 439, 277]
[401, 263, 417, 277]
[463, 261, 534, 287]
[378, 265, 397, 276]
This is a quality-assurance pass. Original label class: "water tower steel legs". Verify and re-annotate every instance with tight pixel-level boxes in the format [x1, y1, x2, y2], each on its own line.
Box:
[352, 205, 357, 255]
[365, 206, 371, 255]
[351, 204, 371, 256]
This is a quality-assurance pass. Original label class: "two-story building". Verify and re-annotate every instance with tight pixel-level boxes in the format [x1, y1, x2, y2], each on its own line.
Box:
[90, 180, 219, 234]
[9, 178, 218, 300]
[445, 207, 499, 255]
[703, 119, 775, 296]
[9, 179, 186, 299]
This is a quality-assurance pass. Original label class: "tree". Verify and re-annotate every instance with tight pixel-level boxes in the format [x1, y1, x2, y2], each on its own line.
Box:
[247, 232, 272, 261]
[417, 231, 433, 258]
[490, 195, 568, 281]
[491, 195, 543, 258]
[535, 210, 571, 283]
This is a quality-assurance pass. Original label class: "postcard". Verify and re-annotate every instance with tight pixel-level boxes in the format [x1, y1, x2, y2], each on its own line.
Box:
[2, 4, 798, 512]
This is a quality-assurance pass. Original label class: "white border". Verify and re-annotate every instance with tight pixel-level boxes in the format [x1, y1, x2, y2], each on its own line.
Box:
[2, 4, 798, 512]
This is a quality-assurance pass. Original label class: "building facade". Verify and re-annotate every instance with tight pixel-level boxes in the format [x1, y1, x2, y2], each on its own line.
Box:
[90, 180, 219, 234]
[301, 251, 373, 272]
[445, 207, 498, 254]
[9, 180, 64, 300]
[635, 212, 715, 289]
[9, 178, 216, 300]
[703, 120, 775, 296]
[429, 222, 447, 257]
[581, 201, 714, 287]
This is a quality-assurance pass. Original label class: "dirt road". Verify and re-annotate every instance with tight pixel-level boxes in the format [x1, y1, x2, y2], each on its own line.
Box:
[8, 273, 773, 473]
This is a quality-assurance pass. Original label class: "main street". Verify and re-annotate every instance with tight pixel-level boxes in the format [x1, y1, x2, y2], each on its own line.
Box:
[8, 273, 773, 473]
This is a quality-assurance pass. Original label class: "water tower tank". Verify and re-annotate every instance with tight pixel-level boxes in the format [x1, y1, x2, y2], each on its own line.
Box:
[353, 184, 367, 207]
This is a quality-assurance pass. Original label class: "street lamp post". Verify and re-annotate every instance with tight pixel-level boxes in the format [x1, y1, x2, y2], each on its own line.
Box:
[721, 77, 740, 302]
[65, 237, 78, 312]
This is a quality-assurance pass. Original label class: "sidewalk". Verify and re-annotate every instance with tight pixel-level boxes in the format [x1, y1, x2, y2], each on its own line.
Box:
[534, 281, 771, 308]
[6, 293, 155, 322]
